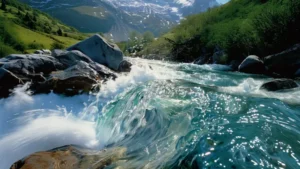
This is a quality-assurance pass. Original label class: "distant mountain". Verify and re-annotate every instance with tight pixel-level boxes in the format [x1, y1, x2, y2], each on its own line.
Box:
[21, 0, 221, 41]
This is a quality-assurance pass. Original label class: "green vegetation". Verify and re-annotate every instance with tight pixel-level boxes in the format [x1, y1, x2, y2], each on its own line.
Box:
[48, 6, 115, 33]
[72, 6, 108, 19]
[141, 0, 300, 63]
[119, 31, 155, 55]
[0, 0, 87, 57]
[50, 41, 65, 50]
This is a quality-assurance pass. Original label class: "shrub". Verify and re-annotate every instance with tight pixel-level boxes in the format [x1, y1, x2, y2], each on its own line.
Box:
[51, 41, 65, 50]
[57, 28, 63, 36]
[28, 42, 45, 49]
[13, 42, 26, 51]
[0, 42, 18, 58]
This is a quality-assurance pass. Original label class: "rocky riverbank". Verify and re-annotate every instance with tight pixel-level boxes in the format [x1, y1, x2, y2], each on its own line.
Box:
[237, 44, 300, 78]
[193, 44, 300, 91]
[0, 34, 132, 98]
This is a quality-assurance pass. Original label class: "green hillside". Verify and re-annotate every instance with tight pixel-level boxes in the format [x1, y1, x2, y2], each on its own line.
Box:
[141, 0, 300, 63]
[0, 0, 88, 57]
[48, 6, 115, 33]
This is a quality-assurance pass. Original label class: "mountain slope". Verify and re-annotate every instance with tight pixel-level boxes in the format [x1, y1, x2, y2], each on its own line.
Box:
[140, 0, 300, 62]
[21, 0, 221, 41]
[0, 0, 87, 57]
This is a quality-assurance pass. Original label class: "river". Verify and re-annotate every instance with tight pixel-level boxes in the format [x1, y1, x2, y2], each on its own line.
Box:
[1, 58, 300, 168]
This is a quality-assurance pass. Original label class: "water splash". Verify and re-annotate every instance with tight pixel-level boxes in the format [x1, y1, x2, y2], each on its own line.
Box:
[1, 58, 300, 169]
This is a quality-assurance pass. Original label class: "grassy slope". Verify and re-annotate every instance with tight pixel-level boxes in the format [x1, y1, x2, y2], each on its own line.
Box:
[0, 1, 88, 57]
[141, 0, 300, 62]
[72, 6, 108, 19]
[48, 6, 115, 33]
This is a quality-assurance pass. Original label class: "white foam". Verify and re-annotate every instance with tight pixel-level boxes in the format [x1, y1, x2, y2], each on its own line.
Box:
[0, 86, 108, 169]
[220, 78, 300, 105]
[0, 116, 99, 168]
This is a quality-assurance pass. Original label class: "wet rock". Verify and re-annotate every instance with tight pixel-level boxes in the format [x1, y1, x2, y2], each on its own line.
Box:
[41, 49, 52, 55]
[51, 49, 66, 57]
[193, 54, 210, 65]
[264, 44, 300, 77]
[67, 34, 124, 71]
[32, 61, 103, 96]
[0, 54, 65, 75]
[34, 50, 43, 54]
[0, 54, 65, 98]
[118, 60, 132, 72]
[10, 145, 126, 169]
[53, 50, 93, 67]
[34, 49, 52, 55]
[212, 47, 227, 64]
[0, 35, 123, 98]
[0, 68, 24, 98]
[238, 55, 266, 74]
[295, 69, 300, 77]
[229, 60, 241, 71]
[260, 79, 298, 91]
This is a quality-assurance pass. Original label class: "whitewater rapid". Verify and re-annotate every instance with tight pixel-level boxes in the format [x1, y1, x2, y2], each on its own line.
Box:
[1, 58, 300, 169]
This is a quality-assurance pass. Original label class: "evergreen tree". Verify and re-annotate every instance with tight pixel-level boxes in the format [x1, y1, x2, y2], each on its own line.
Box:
[57, 28, 63, 36]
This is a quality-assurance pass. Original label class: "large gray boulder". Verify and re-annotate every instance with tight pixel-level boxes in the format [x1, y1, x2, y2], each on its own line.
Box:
[238, 55, 266, 74]
[0, 54, 65, 97]
[264, 44, 300, 77]
[0, 52, 117, 98]
[32, 61, 101, 96]
[0, 54, 65, 75]
[53, 50, 93, 67]
[118, 60, 132, 72]
[260, 79, 298, 91]
[67, 34, 124, 71]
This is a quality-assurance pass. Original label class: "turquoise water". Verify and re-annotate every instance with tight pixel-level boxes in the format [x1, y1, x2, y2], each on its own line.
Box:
[1, 58, 300, 168]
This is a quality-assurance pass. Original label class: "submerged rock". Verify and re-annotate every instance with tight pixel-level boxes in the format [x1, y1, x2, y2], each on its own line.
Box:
[118, 60, 132, 72]
[264, 44, 300, 77]
[238, 55, 266, 74]
[193, 54, 210, 65]
[260, 79, 298, 91]
[67, 34, 124, 71]
[10, 145, 126, 169]
[229, 60, 241, 71]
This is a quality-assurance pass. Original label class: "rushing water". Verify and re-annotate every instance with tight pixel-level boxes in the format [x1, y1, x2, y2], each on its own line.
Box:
[1, 58, 300, 169]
